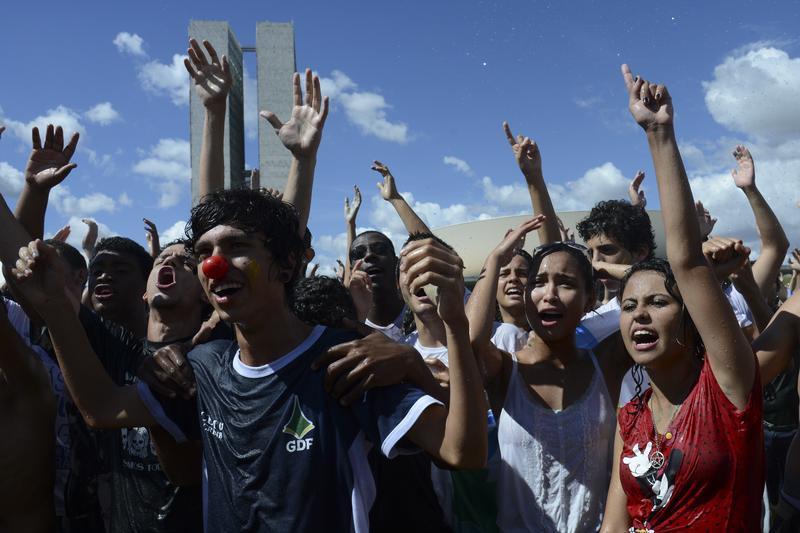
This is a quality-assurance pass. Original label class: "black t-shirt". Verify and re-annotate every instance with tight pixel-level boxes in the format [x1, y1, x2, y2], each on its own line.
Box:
[76, 307, 203, 533]
[764, 347, 800, 431]
[138, 325, 440, 533]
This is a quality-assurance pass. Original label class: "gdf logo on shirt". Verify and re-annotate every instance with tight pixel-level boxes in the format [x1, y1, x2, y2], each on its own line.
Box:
[283, 396, 315, 453]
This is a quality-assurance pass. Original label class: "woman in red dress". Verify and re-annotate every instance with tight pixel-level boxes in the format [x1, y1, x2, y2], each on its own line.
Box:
[600, 65, 765, 532]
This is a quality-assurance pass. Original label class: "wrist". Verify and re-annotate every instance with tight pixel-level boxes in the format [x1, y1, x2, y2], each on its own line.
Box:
[294, 153, 318, 166]
[204, 101, 227, 115]
[741, 184, 759, 196]
[645, 123, 676, 142]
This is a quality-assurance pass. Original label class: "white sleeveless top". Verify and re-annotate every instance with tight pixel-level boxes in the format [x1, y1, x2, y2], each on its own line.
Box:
[496, 351, 615, 532]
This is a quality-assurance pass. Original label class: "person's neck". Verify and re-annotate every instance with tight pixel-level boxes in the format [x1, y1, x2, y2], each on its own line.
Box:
[104, 306, 147, 339]
[367, 290, 405, 326]
[646, 351, 701, 408]
[235, 309, 313, 366]
[525, 332, 581, 367]
[147, 305, 203, 344]
[414, 314, 446, 348]
[601, 285, 618, 305]
[499, 307, 527, 328]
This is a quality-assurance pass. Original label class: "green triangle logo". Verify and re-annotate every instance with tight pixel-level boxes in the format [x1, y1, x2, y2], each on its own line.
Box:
[283, 396, 315, 439]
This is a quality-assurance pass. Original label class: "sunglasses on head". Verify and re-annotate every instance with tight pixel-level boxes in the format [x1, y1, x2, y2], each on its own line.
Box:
[532, 241, 591, 261]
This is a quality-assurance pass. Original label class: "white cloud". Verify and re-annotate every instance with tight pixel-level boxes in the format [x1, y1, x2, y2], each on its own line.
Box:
[320, 70, 409, 143]
[139, 54, 189, 106]
[369, 192, 492, 235]
[160, 220, 188, 243]
[113, 32, 146, 57]
[50, 187, 117, 217]
[443, 156, 472, 175]
[0, 161, 24, 196]
[1, 105, 85, 142]
[703, 46, 800, 140]
[56, 216, 115, 261]
[118, 192, 132, 207]
[132, 138, 190, 208]
[481, 162, 631, 212]
[85, 102, 121, 125]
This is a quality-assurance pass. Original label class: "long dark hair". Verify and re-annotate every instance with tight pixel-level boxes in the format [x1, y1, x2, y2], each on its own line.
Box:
[619, 258, 705, 413]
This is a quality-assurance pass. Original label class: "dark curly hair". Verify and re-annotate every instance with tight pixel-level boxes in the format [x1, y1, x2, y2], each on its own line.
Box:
[576, 200, 656, 258]
[291, 276, 356, 327]
[92, 237, 154, 280]
[186, 188, 305, 291]
[619, 258, 704, 413]
[45, 239, 87, 274]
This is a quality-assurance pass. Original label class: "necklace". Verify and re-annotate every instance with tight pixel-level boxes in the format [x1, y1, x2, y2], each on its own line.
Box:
[648, 396, 681, 470]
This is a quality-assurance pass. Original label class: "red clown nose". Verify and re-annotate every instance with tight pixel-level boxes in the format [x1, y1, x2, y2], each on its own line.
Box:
[202, 255, 229, 280]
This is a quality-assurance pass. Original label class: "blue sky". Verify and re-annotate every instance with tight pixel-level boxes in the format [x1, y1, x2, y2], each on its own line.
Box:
[1, 0, 799, 272]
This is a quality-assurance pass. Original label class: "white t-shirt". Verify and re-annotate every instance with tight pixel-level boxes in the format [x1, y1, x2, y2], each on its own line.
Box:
[577, 298, 621, 349]
[365, 307, 406, 343]
[490, 322, 529, 353]
[724, 284, 754, 328]
[403, 331, 449, 366]
[4, 297, 31, 344]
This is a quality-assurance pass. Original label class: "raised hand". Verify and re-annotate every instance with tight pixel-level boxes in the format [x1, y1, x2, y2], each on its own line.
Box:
[731, 145, 755, 189]
[143, 218, 161, 258]
[503, 122, 542, 179]
[556, 215, 574, 242]
[789, 249, 800, 273]
[81, 218, 98, 257]
[261, 187, 283, 201]
[24, 125, 80, 190]
[372, 161, 401, 201]
[400, 238, 466, 324]
[628, 170, 647, 208]
[702, 236, 750, 279]
[260, 69, 329, 161]
[695, 200, 717, 239]
[344, 185, 361, 223]
[347, 260, 373, 322]
[11, 240, 70, 309]
[492, 216, 545, 266]
[184, 39, 232, 110]
[621, 64, 673, 131]
[52, 225, 71, 242]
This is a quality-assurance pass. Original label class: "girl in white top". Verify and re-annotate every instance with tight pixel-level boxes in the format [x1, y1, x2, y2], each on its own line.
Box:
[470, 221, 632, 532]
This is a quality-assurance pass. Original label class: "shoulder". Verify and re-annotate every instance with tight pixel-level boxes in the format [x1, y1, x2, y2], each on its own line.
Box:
[187, 339, 238, 367]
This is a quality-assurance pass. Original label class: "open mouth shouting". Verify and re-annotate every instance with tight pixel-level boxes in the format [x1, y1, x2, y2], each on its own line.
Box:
[631, 328, 659, 351]
[504, 286, 523, 300]
[210, 281, 244, 306]
[156, 266, 177, 290]
[93, 283, 115, 301]
[538, 309, 564, 328]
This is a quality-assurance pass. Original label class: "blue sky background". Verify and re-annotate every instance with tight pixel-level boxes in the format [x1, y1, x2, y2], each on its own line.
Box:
[1, 0, 799, 272]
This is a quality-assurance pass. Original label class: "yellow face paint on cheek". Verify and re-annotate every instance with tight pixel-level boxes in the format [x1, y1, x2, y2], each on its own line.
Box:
[246, 261, 262, 285]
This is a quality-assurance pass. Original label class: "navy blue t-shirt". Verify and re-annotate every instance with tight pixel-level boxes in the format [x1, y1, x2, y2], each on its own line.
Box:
[137, 325, 441, 532]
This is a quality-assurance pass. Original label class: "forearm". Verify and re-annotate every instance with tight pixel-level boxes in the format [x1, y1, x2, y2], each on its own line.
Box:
[733, 275, 772, 333]
[0, 314, 36, 381]
[0, 193, 33, 266]
[754, 291, 800, 384]
[41, 300, 153, 428]
[345, 219, 356, 282]
[438, 316, 488, 468]
[389, 197, 430, 235]
[198, 106, 226, 200]
[524, 171, 561, 245]
[466, 256, 501, 345]
[743, 186, 789, 298]
[283, 156, 316, 236]
[646, 126, 705, 269]
[13, 186, 48, 240]
[791, 272, 799, 295]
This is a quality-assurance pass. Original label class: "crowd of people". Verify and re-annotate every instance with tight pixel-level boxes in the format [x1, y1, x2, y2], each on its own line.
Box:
[1, 37, 799, 533]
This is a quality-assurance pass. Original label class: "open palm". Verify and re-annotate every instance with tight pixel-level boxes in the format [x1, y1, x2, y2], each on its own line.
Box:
[25, 125, 79, 189]
[185, 39, 231, 107]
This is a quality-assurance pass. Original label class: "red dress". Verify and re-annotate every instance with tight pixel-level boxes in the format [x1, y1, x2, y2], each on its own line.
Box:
[618, 356, 764, 532]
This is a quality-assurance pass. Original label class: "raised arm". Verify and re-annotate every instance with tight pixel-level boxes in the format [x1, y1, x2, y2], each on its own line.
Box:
[343, 185, 361, 284]
[466, 217, 544, 381]
[81, 218, 98, 258]
[15, 125, 79, 239]
[627, 170, 647, 208]
[261, 69, 329, 236]
[11, 240, 156, 429]
[730, 145, 789, 299]
[0, 299, 46, 387]
[373, 161, 430, 234]
[753, 291, 800, 384]
[503, 122, 560, 245]
[185, 39, 232, 200]
[143, 218, 161, 258]
[401, 238, 487, 469]
[623, 64, 755, 409]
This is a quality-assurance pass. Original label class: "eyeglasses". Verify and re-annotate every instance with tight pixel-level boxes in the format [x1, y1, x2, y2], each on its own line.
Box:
[349, 241, 394, 262]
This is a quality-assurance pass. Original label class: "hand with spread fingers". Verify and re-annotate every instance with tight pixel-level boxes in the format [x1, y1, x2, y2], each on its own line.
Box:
[400, 237, 466, 324]
[24, 125, 80, 190]
[731, 145, 755, 190]
[373, 161, 401, 202]
[184, 38, 232, 110]
[628, 170, 647, 208]
[790, 249, 800, 273]
[492, 216, 545, 266]
[344, 185, 362, 223]
[621, 64, 673, 131]
[260, 69, 329, 161]
[555, 216, 574, 242]
[695, 201, 717, 239]
[503, 121, 542, 180]
[143, 218, 161, 258]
